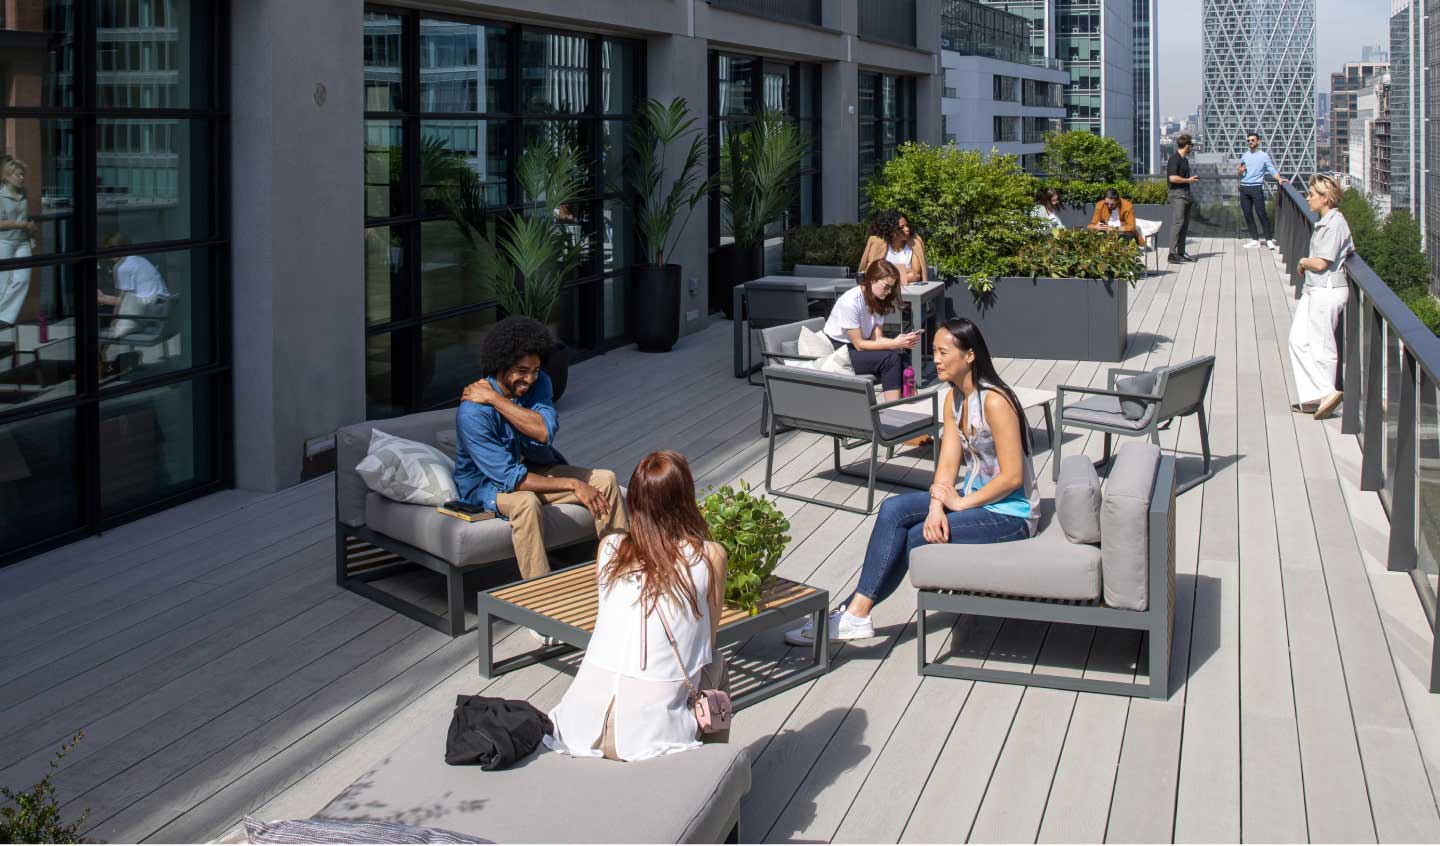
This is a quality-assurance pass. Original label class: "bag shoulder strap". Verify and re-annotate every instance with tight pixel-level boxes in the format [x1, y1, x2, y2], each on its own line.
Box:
[655, 605, 701, 704]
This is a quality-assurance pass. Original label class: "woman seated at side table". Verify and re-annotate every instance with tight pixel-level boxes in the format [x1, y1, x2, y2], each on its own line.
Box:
[1033, 187, 1064, 231]
[859, 209, 927, 283]
[823, 260, 920, 403]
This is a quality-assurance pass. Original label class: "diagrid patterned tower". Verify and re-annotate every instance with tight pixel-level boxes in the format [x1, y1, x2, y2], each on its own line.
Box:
[1200, 0, 1317, 175]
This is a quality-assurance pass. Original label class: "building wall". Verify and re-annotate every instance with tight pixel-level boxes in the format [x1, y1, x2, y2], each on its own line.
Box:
[1132, 0, 1159, 173]
[1329, 62, 1389, 176]
[1426, 0, 1440, 291]
[940, 52, 1067, 164]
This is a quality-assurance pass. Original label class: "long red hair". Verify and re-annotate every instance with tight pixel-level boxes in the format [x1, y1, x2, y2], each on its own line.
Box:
[603, 450, 712, 618]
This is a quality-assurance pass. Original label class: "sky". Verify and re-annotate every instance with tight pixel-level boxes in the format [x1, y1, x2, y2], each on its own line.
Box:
[1158, 0, 1392, 120]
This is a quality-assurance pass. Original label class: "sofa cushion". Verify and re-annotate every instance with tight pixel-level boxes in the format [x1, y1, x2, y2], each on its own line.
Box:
[365, 493, 597, 567]
[336, 410, 456, 528]
[908, 502, 1101, 601]
[1055, 455, 1102, 544]
[317, 723, 750, 844]
[355, 429, 459, 507]
[1100, 442, 1161, 611]
[878, 408, 935, 441]
[797, 325, 836, 359]
[1062, 394, 1156, 431]
[243, 816, 489, 844]
[1115, 371, 1158, 419]
[436, 429, 457, 459]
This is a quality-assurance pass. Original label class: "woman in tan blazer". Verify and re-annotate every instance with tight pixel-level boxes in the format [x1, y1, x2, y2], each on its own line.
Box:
[859, 210, 927, 283]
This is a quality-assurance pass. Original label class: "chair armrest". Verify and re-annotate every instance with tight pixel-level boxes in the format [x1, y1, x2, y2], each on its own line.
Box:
[1105, 367, 1150, 390]
[1056, 383, 1163, 411]
[762, 364, 876, 389]
[873, 392, 938, 412]
[761, 351, 820, 364]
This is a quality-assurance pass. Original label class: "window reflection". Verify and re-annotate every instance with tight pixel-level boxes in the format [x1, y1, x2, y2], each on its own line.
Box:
[0, 0, 75, 108]
[0, 119, 77, 255]
[0, 262, 77, 413]
[95, 245, 210, 385]
[420, 20, 508, 113]
[96, 118, 211, 246]
[0, 410, 79, 552]
[365, 119, 403, 219]
[421, 120, 509, 211]
[521, 31, 589, 113]
[364, 11, 403, 111]
[96, 0, 213, 108]
[421, 309, 495, 408]
[99, 377, 214, 517]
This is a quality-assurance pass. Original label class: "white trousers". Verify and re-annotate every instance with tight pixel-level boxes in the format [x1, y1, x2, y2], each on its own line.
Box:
[1289, 284, 1348, 404]
[0, 239, 32, 325]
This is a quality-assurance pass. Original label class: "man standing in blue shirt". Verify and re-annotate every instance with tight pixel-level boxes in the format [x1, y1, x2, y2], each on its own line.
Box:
[453, 316, 626, 582]
[1238, 131, 1287, 251]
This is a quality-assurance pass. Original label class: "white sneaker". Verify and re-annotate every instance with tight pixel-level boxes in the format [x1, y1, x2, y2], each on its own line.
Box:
[1243, 239, 1261, 248]
[1265, 239, 1278, 250]
[527, 627, 562, 648]
[783, 607, 876, 646]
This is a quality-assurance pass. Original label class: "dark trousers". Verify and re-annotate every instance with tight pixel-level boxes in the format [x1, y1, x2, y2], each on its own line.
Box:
[1168, 194, 1193, 258]
[1239, 185, 1273, 241]
[846, 344, 904, 392]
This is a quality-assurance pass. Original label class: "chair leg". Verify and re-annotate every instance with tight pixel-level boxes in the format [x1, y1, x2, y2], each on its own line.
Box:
[446, 567, 466, 638]
[1042, 403, 1055, 450]
[833, 436, 843, 474]
[765, 410, 779, 490]
[1101, 432, 1113, 469]
[866, 438, 879, 514]
[1197, 408, 1212, 479]
[1052, 422, 1065, 481]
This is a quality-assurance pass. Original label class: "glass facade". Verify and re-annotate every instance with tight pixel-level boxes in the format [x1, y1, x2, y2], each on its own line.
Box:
[1132, 0, 1155, 173]
[707, 52, 822, 249]
[858, 71, 916, 213]
[0, 0, 228, 564]
[941, 0, 1036, 66]
[363, 8, 643, 418]
[1056, 0, 1102, 134]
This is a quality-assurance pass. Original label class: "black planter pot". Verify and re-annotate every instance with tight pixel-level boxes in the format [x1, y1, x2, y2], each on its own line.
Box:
[544, 337, 570, 400]
[633, 264, 682, 352]
[712, 243, 763, 319]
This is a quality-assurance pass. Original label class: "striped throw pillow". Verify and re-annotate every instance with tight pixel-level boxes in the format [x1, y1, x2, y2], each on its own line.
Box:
[243, 816, 489, 843]
[354, 428, 459, 506]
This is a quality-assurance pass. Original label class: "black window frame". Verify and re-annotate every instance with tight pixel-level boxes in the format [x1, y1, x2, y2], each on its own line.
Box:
[857, 70, 916, 215]
[0, 0, 233, 566]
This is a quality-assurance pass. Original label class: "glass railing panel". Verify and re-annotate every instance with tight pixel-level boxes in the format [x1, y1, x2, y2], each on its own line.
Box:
[1418, 370, 1440, 599]
[1384, 324, 1403, 508]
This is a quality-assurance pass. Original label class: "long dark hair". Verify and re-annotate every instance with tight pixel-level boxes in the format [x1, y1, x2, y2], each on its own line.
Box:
[858, 260, 901, 317]
[604, 450, 711, 618]
[939, 318, 1031, 455]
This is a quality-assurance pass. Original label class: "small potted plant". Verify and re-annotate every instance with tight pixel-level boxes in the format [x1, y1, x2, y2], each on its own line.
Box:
[700, 481, 791, 615]
[626, 97, 714, 352]
[443, 136, 588, 398]
[716, 111, 808, 318]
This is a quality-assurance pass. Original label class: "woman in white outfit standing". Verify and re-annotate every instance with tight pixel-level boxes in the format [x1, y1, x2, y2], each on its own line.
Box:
[545, 450, 729, 762]
[0, 159, 38, 326]
[1289, 174, 1352, 421]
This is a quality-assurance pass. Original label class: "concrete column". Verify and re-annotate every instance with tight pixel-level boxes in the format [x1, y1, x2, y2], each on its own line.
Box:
[821, 61, 859, 224]
[915, 0, 944, 146]
[230, 0, 365, 491]
[646, 34, 711, 334]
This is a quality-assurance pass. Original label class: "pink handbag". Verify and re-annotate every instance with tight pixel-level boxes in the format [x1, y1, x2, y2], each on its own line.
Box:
[656, 608, 733, 736]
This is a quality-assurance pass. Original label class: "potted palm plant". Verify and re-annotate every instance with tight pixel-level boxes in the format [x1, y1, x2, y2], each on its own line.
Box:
[716, 111, 808, 318]
[443, 136, 588, 399]
[627, 97, 714, 352]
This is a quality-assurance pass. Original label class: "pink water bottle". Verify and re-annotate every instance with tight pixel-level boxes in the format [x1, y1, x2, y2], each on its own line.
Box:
[902, 364, 915, 397]
[38, 309, 48, 343]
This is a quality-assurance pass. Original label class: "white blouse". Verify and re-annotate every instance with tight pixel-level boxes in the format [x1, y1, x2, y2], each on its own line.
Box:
[884, 243, 914, 272]
[544, 535, 714, 762]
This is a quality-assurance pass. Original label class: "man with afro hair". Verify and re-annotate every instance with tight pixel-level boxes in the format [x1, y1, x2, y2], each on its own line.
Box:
[453, 316, 626, 583]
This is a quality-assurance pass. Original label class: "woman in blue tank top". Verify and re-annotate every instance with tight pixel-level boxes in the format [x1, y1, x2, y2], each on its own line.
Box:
[786, 318, 1039, 646]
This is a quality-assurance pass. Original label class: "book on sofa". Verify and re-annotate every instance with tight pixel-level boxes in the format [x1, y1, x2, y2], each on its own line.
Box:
[437, 502, 497, 523]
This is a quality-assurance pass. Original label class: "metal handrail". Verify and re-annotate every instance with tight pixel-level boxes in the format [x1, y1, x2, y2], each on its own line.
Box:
[1274, 180, 1440, 693]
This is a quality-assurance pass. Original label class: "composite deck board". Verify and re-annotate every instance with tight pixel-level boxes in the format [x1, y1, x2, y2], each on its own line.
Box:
[1, 243, 1437, 842]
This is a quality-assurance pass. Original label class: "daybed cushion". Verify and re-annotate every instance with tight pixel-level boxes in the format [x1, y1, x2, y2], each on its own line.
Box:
[337, 410, 456, 528]
[908, 502, 1102, 601]
[243, 816, 489, 844]
[317, 725, 751, 844]
[1061, 394, 1157, 430]
[1100, 442, 1161, 611]
[1055, 455, 1102, 544]
[365, 494, 597, 567]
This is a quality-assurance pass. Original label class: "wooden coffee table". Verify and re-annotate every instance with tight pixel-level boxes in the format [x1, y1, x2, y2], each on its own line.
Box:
[476, 562, 830, 709]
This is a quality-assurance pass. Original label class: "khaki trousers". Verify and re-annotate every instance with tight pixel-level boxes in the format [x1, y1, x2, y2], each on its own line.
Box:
[495, 464, 626, 580]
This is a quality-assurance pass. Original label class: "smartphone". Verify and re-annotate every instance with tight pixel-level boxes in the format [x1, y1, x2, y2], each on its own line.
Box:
[442, 500, 488, 515]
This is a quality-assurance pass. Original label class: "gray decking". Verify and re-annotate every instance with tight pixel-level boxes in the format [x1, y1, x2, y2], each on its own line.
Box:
[1, 238, 1438, 843]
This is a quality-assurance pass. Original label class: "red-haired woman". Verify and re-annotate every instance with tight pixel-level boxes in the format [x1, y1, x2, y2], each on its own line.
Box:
[545, 450, 729, 761]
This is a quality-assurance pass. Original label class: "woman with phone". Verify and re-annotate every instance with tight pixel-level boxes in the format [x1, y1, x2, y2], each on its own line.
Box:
[545, 450, 729, 761]
[824, 260, 920, 402]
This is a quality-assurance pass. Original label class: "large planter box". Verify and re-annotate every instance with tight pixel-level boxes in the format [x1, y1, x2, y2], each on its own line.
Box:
[948, 275, 1129, 362]
[1057, 203, 1172, 251]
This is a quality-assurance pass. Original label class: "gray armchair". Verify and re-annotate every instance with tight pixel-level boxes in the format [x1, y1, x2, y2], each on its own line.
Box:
[743, 279, 812, 385]
[757, 317, 826, 436]
[1054, 355, 1216, 494]
[762, 364, 938, 514]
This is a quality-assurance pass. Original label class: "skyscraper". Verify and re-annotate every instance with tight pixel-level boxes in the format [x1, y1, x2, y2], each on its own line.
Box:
[1134, 0, 1160, 173]
[1329, 62, 1389, 176]
[1200, 0, 1317, 175]
[1389, 0, 1423, 221]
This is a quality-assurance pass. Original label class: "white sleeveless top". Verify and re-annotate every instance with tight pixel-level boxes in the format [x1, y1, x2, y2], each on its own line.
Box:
[885, 243, 913, 271]
[545, 534, 714, 761]
[951, 385, 1041, 537]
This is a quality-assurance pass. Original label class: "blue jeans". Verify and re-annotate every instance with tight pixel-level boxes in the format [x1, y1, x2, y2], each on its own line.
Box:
[848, 491, 1030, 608]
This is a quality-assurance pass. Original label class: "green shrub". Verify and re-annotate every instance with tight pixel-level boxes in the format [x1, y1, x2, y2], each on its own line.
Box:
[1, 733, 88, 844]
[865, 143, 1044, 279]
[1129, 179, 1171, 205]
[700, 481, 791, 615]
[1039, 178, 1168, 208]
[1400, 289, 1440, 335]
[1042, 131, 1132, 183]
[782, 223, 868, 271]
[994, 229, 1142, 289]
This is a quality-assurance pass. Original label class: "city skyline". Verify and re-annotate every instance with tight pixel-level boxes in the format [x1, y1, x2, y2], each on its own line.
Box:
[1160, 0, 1389, 118]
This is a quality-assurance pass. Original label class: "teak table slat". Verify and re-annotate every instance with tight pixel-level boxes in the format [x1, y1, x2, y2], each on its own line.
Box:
[477, 561, 830, 711]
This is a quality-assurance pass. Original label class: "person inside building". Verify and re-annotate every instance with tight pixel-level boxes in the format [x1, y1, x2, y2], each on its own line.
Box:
[1238, 131, 1285, 251]
[1288, 174, 1352, 421]
[784, 317, 1038, 646]
[1033, 187, 1064, 232]
[97, 233, 171, 374]
[453, 316, 627, 587]
[824, 259, 920, 403]
[0, 157, 38, 327]
[545, 450, 730, 761]
[1087, 188, 1146, 246]
[859, 209, 927, 283]
[1167, 133, 1200, 264]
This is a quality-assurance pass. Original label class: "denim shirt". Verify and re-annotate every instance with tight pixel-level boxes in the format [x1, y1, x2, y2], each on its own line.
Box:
[452, 371, 566, 515]
[1240, 151, 1277, 186]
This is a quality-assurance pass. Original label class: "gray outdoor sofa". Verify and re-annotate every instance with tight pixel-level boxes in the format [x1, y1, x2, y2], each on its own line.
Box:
[311, 720, 751, 843]
[911, 443, 1178, 699]
[335, 410, 603, 637]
